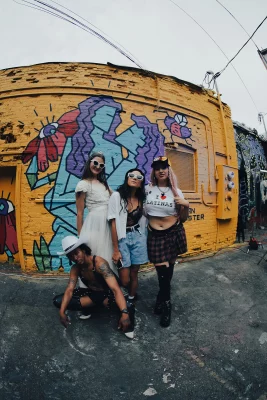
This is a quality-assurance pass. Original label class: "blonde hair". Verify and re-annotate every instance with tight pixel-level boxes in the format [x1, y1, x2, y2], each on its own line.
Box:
[150, 166, 179, 197]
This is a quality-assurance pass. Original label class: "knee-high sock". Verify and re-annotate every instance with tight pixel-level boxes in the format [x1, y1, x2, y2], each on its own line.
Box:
[155, 265, 171, 302]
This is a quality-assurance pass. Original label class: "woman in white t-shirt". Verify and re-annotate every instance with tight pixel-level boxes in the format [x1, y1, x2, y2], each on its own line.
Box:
[145, 156, 189, 328]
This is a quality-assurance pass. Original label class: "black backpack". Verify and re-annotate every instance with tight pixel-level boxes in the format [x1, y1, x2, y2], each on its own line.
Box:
[249, 237, 258, 250]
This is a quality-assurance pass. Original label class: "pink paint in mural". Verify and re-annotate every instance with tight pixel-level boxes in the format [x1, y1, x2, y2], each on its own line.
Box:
[22, 109, 80, 172]
[0, 198, 18, 256]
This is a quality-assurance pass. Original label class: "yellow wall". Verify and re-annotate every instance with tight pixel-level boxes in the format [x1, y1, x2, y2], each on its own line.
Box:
[0, 62, 238, 271]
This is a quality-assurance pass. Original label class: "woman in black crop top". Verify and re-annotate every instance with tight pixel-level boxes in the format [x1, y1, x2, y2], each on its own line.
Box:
[108, 168, 148, 338]
[145, 156, 189, 328]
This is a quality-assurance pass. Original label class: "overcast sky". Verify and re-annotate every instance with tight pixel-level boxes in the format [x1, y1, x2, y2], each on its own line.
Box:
[1, 0, 267, 134]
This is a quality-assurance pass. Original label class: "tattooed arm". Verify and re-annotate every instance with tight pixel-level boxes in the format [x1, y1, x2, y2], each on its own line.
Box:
[97, 259, 130, 331]
[59, 266, 78, 328]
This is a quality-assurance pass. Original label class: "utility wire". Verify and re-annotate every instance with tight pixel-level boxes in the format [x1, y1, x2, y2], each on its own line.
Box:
[15, 0, 261, 113]
[167, 0, 259, 112]
[14, 0, 144, 69]
[46, 0, 144, 67]
[215, 0, 259, 50]
[167, 0, 229, 61]
[217, 15, 267, 76]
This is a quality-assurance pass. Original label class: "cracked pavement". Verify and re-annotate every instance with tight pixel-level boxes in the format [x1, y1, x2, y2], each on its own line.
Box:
[1, 236, 267, 400]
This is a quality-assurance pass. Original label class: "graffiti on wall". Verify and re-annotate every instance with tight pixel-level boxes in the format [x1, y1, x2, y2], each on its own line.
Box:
[0, 196, 18, 262]
[22, 95, 194, 271]
[235, 128, 267, 229]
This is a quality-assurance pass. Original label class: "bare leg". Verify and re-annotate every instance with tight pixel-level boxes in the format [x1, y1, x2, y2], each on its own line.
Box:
[119, 267, 130, 290]
[129, 265, 140, 297]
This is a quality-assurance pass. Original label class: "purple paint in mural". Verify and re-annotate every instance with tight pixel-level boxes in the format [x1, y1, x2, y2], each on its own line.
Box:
[66, 96, 122, 178]
[132, 114, 165, 178]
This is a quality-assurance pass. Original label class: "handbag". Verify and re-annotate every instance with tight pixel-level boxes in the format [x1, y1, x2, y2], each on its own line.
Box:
[249, 237, 258, 250]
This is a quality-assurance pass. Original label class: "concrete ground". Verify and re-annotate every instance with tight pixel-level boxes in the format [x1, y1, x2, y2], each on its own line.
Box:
[1, 234, 267, 400]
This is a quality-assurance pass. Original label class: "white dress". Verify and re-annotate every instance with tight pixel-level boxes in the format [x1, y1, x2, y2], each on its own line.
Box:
[75, 180, 115, 275]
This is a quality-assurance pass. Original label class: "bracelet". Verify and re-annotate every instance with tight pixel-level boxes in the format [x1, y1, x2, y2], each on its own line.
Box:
[121, 308, 129, 314]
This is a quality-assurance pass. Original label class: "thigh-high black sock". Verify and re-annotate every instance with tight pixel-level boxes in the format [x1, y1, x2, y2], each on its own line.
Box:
[155, 265, 171, 302]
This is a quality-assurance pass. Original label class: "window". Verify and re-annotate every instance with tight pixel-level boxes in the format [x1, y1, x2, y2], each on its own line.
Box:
[166, 148, 195, 191]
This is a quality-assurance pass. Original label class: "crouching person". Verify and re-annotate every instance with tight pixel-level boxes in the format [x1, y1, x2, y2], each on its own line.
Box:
[53, 236, 132, 338]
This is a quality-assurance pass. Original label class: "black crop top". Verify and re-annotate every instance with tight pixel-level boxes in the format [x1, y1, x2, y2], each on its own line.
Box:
[127, 205, 143, 227]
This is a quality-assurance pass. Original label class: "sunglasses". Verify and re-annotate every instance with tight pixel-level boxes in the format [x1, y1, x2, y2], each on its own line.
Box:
[127, 173, 144, 181]
[153, 156, 168, 162]
[154, 165, 168, 171]
[91, 160, 105, 169]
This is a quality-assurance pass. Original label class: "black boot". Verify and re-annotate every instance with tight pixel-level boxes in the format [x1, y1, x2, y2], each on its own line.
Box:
[154, 292, 163, 315]
[160, 300, 172, 327]
[155, 265, 170, 319]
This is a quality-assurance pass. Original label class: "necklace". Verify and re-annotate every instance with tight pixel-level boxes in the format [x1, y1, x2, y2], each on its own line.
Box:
[157, 186, 170, 200]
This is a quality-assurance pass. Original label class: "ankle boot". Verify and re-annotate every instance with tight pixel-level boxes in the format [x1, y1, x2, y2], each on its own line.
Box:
[160, 300, 172, 327]
[154, 292, 163, 315]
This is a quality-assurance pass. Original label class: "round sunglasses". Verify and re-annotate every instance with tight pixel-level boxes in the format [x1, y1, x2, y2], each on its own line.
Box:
[154, 165, 168, 171]
[91, 160, 105, 169]
[127, 172, 144, 181]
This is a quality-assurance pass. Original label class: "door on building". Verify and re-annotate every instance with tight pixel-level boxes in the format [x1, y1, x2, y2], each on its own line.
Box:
[0, 167, 19, 264]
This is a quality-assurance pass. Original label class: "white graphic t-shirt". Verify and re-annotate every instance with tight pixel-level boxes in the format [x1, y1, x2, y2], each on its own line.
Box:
[145, 184, 184, 217]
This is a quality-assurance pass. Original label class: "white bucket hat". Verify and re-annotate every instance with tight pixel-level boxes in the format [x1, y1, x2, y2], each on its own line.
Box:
[57, 235, 87, 256]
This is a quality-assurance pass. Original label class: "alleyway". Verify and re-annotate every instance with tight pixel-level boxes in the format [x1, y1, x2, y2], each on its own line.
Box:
[1, 232, 267, 400]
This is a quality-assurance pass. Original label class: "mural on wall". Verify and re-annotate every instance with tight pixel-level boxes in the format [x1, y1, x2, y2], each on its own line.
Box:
[155, 110, 194, 146]
[235, 127, 267, 230]
[22, 95, 195, 271]
[0, 197, 18, 262]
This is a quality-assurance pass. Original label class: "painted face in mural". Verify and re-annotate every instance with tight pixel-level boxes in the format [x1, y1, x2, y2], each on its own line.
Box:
[127, 170, 144, 188]
[90, 156, 105, 177]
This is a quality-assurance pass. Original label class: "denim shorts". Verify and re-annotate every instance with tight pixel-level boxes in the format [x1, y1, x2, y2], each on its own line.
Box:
[118, 228, 148, 268]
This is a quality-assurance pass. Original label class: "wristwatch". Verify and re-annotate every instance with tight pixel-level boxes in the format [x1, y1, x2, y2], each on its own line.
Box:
[121, 308, 129, 314]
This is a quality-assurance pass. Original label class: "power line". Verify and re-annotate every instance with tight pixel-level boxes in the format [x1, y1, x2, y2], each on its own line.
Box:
[47, 0, 144, 68]
[215, 0, 259, 50]
[167, 0, 259, 112]
[167, 0, 229, 61]
[217, 15, 267, 76]
[14, 0, 144, 69]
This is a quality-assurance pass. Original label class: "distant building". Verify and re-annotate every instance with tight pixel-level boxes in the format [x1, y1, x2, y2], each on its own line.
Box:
[234, 121, 267, 231]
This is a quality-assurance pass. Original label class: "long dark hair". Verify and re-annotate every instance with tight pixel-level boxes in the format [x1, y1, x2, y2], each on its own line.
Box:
[117, 168, 146, 212]
[67, 244, 92, 263]
[82, 151, 109, 191]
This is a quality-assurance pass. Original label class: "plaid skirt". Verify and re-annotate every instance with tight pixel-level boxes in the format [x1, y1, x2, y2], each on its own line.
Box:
[147, 222, 187, 264]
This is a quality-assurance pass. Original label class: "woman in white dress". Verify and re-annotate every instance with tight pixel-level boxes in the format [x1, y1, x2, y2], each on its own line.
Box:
[75, 151, 114, 275]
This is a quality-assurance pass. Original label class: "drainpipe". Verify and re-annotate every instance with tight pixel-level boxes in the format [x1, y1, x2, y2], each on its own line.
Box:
[207, 71, 230, 165]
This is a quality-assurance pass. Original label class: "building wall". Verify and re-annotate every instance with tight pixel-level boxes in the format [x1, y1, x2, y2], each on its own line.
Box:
[0, 62, 238, 271]
[234, 124, 267, 228]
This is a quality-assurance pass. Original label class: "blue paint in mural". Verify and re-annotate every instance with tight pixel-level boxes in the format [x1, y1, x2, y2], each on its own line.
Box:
[22, 95, 166, 271]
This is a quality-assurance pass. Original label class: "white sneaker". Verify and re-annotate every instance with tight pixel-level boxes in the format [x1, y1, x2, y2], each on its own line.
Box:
[78, 312, 91, 320]
[124, 330, 134, 339]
